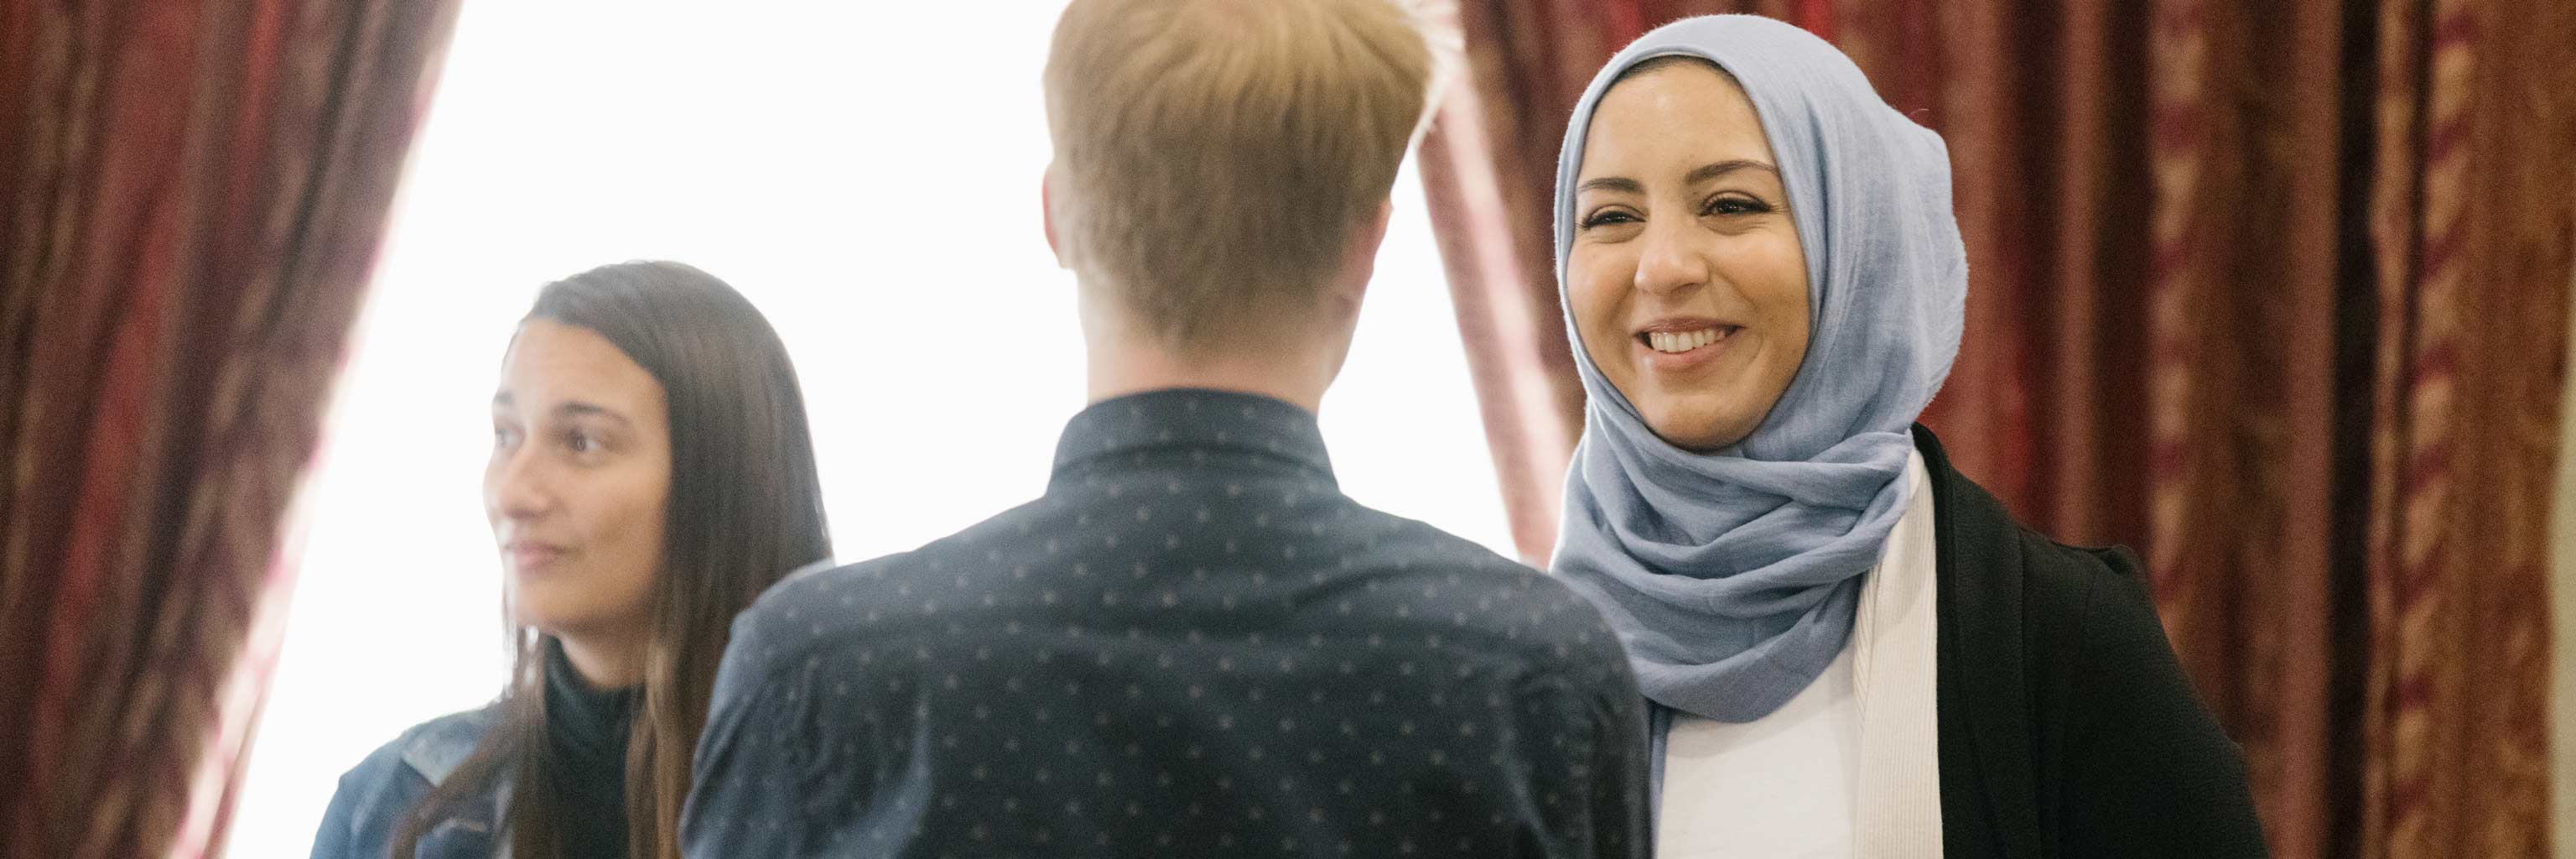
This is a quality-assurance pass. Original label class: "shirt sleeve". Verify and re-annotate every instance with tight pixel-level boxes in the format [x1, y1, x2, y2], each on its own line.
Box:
[2059, 548, 2270, 858]
[310, 733, 434, 859]
[1586, 679, 1654, 859]
[308, 771, 361, 859]
[684, 602, 929, 859]
[1513, 634, 1653, 859]
[683, 606, 836, 859]
[683, 609, 776, 856]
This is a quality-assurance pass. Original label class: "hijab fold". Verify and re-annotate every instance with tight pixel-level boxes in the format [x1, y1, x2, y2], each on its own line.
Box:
[1547, 14, 1966, 722]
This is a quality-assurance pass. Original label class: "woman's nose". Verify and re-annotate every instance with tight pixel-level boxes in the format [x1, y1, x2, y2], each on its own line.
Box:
[487, 448, 554, 523]
[1633, 221, 1709, 298]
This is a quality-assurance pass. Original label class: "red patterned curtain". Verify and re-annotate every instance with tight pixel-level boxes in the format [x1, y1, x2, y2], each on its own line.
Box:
[1417, 0, 2576, 856]
[0, 2, 460, 857]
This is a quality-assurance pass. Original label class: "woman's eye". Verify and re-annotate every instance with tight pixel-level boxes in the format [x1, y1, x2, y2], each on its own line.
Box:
[1703, 195, 1773, 216]
[566, 431, 597, 454]
[492, 425, 520, 448]
[1581, 209, 1640, 229]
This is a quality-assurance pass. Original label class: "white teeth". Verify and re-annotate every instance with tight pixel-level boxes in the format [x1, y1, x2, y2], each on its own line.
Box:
[1647, 327, 1726, 354]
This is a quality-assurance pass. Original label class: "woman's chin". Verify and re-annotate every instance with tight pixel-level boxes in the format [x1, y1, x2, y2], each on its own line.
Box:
[1643, 421, 1751, 453]
[508, 611, 568, 636]
[1639, 401, 1761, 453]
[507, 601, 593, 637]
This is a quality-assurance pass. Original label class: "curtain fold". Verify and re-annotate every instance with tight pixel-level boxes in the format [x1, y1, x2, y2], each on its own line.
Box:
[0, 1, 460, 856]
[2347, 0, 2570, 852]
[1417, 1, 2576, 856]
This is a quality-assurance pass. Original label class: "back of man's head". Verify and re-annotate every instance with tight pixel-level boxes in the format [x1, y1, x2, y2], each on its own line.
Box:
[1044, 0, 1433, 354]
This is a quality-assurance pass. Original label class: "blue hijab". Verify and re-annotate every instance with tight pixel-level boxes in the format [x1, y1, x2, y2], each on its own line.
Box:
[1548, 15, 1966, 723]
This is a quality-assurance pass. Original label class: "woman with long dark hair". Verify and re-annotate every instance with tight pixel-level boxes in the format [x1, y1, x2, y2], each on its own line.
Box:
[311, 261, 832, 859]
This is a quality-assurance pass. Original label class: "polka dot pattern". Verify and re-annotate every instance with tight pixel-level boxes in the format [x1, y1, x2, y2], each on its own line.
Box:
[683, 390, 1649, 857]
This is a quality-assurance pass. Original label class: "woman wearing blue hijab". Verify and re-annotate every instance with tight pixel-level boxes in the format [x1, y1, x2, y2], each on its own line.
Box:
[1549, 15, 2267, 857]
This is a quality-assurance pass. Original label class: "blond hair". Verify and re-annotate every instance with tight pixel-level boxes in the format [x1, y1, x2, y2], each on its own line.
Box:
[1045, 0, 1433, 351]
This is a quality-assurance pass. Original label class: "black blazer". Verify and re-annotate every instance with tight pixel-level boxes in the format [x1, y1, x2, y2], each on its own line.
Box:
[1920, 425, 2269, 857]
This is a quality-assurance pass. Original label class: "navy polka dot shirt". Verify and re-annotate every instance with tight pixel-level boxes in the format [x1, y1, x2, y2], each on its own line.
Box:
[682, 389, 1649, 858]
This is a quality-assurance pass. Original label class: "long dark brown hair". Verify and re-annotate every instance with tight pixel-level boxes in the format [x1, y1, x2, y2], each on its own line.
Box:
[394, 261, 833, 859]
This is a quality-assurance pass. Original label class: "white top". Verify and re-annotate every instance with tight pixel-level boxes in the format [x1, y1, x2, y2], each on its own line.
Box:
[1656, 450, 1945, 858]
[1659, 634, 1862, 857]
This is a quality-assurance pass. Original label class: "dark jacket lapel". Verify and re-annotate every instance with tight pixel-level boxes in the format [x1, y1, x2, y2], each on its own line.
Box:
[1917, 424, 2043, 859]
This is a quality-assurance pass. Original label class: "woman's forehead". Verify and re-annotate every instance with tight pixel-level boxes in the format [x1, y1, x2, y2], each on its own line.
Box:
[496, 320, 665, 416]
[1580, 64, 1773, 177]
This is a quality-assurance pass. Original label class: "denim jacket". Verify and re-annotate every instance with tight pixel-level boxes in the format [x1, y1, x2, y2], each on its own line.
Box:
[309, 705, 510, 859]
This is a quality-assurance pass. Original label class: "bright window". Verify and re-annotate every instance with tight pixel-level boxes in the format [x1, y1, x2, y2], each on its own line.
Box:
[225, 3, 1508, 856]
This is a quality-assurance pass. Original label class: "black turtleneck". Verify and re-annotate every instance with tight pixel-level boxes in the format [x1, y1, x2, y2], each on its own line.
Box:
[545, 642, 639, 859]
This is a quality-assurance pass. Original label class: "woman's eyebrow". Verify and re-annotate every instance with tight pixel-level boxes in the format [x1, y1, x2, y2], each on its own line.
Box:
[1576, 176, 1643, 195]
[490, 393, 630, 427]
[1685, 159, 1779, 185]
[552, 401, 633, 428]
[1577, 160, 1779, 196]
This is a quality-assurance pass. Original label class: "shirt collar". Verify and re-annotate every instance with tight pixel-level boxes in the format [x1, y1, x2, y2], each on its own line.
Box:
[1050, 388, 1334, 487]
[543, 639, 636, 770]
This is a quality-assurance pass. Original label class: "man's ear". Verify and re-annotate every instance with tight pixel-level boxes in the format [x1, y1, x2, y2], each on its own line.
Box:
[1041, 165, 1067, 269]
[1332, 198, 1395, 308]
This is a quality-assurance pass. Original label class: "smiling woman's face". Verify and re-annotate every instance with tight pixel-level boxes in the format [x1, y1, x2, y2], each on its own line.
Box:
[1567, 58, 1810, 452]
[483, 319, 672, 643]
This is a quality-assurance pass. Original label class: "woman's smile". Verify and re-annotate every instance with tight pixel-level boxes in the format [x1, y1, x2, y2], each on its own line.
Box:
[1632, 317, 1746, 374]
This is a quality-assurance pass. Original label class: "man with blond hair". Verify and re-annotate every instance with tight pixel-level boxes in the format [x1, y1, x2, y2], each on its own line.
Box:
[680, 0, 1649, 855]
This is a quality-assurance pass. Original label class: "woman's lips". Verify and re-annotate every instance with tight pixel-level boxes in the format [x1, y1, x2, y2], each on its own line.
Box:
[1633, 322, 1742, 373]
[505, 542, 571, 572]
